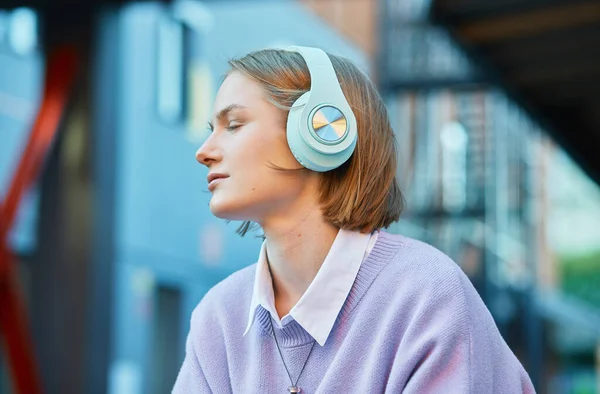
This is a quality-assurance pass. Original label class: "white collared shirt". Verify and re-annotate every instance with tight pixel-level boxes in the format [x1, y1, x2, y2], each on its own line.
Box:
[243, 229, 378, 346]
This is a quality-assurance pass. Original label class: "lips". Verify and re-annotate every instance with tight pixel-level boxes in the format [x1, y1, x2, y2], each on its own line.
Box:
[207, 173, 229, 191]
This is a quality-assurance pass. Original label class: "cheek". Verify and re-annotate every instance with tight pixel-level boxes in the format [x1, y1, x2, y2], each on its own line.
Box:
[257, 132, 301, 169]
[211, 124, 307, 208]
[235, 126, 300, 170]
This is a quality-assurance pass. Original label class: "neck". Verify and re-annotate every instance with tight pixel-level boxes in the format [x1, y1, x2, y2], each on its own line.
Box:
[261, 208, 339, 319]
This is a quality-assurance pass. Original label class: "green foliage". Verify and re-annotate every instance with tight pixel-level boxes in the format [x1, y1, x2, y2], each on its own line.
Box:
[560, 249, 600, 308]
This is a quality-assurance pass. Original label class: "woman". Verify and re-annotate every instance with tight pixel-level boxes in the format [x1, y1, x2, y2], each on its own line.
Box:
[173, 46, 535, 393]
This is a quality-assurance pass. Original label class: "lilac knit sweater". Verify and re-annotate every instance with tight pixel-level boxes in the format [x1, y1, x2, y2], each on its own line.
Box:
[173, 231, 535, 393]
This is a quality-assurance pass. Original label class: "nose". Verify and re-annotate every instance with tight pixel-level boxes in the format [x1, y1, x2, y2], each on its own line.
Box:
[195, 136, 222, 167]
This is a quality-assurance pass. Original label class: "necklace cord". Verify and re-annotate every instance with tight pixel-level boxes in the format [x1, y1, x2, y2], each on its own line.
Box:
[269, 317, 317, 387]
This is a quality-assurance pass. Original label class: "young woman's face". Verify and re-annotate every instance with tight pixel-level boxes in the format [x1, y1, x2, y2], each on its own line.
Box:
[196, 71, 318, 222]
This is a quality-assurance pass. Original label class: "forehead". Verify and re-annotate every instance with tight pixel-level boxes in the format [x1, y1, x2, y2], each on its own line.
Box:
[213, 72, 265, 113]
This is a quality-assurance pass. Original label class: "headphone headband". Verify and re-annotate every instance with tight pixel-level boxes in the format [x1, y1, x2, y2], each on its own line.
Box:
[287, 46, 346, 109]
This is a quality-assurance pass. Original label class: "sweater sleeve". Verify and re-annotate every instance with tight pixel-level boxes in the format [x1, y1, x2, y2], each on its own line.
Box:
[172, 329, 211, 393]
[385, 258, 536, 394]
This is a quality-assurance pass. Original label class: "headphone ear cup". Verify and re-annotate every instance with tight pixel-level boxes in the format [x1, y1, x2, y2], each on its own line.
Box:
[286, 92, 358, 172]
[286, 92, 312, 169]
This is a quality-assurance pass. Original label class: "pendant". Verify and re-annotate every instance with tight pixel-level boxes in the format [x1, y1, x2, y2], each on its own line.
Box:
[288, 386, 301, 393]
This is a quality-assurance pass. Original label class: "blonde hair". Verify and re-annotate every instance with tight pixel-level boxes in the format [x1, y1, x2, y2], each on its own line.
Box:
[228, 49, 404, 235]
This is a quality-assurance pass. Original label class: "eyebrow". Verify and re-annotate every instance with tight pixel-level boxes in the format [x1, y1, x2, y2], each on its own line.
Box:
[213, 104, 246, 122]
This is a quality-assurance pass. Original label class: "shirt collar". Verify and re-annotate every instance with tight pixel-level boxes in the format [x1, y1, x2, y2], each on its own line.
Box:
[243, 229, 376, 346]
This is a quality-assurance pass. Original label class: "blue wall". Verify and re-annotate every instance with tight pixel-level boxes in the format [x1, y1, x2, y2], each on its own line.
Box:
[0, 45, 43, 254]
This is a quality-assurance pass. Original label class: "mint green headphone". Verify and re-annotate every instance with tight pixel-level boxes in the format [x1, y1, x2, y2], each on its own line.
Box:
[285, 46, 358, 172]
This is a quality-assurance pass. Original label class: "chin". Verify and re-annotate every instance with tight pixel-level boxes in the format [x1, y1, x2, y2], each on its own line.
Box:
[208, 200, 233, 219]
[209, 196, 251, 221]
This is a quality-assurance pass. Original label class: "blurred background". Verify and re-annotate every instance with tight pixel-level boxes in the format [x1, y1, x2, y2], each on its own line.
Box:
[0, 0, 599, 393]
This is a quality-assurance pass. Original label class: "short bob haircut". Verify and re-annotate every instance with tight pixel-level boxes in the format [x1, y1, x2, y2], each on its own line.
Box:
[227, 49, 404, 236]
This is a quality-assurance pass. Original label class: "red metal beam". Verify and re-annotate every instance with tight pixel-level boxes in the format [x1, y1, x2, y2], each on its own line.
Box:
[0, 46, 79, 394]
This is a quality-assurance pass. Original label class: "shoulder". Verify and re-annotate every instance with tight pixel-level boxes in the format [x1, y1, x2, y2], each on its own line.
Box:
[378, 232, 477, 316]
[382, 231, 467, 289]
[190, 263, 256, 330]
[381, 232, 507, 339]
[374, 234, 534, 392]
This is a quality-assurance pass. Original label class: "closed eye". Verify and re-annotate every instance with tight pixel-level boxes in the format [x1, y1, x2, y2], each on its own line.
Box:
[225, 118, 244, 132]
[206, 121, 241, 133]
[226, 123, 242, 132]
